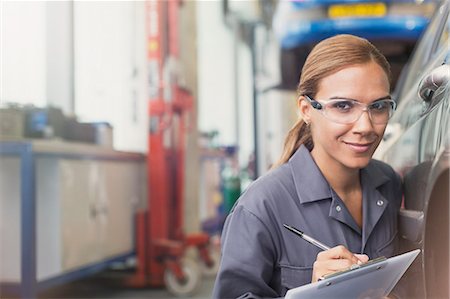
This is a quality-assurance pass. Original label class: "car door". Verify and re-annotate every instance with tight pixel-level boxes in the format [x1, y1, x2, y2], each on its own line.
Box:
[379, 2, 449, 298]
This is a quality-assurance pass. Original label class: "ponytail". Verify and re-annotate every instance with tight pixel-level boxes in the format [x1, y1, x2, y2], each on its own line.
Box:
[272, 118, 313, 168]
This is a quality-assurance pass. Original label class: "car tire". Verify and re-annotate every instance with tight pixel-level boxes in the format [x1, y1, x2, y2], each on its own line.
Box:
[423, 171, 449, 299]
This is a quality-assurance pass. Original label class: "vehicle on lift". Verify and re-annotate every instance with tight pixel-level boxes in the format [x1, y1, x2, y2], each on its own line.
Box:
[376, 1, 449, 298]
[273, 0, 436, 89]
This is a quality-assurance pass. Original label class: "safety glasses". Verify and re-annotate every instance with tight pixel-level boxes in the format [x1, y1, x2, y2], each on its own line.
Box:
[304, 95, 397, 125]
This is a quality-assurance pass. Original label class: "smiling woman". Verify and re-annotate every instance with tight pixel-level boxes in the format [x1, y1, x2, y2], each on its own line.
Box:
[213, 34, 404, 299]
[299, 61, 392, 171]
[276, 34, 393, 166]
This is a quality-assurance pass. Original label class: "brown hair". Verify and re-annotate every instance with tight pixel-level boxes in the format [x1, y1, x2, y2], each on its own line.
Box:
[273, 34, 391, 167]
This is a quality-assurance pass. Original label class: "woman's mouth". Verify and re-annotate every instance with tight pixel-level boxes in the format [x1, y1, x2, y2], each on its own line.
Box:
[344, 142, 374, 153]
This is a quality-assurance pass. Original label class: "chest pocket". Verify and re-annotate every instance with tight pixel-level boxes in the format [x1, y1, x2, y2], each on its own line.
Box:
[280, 264, 312, 290]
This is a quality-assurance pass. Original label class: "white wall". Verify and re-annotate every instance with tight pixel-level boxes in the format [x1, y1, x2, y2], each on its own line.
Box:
[1, 1, 287, 162]
[196, 1, 292, 175]
[0, 1, 148, 153]
[46, 1, 74, 114]
[1, 1, 47, 106]
[196, 1, 255, 169]
[235, 43, 255, 169]
[73, 2, 148, 152]
[197, 1, 236, 145]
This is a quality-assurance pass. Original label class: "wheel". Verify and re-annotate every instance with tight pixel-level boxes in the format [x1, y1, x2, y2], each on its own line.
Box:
[200, 246, 221, 277]
[424, 172, 449, 299]
[164, 258, 201, 297]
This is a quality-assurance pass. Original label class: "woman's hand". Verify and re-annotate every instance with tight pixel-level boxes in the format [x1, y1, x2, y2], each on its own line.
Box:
[311, 245, 369, 282]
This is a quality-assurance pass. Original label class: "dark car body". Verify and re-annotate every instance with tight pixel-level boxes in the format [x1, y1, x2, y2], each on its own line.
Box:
[375, 1, 449, 297]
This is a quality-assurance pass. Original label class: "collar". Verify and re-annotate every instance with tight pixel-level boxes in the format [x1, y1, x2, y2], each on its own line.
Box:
[360, 161, 391, 190]
[288, 145, 332, 204]
[288, 145, 391, 205]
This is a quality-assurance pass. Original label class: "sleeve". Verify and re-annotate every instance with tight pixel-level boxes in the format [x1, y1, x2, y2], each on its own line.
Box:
[212, 205, 281, 299]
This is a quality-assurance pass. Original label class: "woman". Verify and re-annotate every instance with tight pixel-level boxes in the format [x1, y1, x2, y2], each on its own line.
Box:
[212, 34, 402, 298]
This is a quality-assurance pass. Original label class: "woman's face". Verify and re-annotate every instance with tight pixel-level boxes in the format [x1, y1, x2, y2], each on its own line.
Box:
[301, 61, 390, 171]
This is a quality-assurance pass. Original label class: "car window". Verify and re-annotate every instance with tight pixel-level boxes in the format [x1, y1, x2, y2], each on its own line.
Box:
[391, 2, 449, 130]
[393, 47, 448, 129]
[397, 3, 449, 101]
[436, 13, 449, 56]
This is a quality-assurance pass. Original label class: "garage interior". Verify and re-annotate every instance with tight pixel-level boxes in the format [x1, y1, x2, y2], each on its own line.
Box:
[1, 0, 446, 298]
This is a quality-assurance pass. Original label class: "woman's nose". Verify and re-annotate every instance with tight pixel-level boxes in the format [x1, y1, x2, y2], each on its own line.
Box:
[352, 109, 375, 132]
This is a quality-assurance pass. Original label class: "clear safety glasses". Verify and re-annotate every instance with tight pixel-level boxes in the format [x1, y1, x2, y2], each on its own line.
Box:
[304, 95, 397, 125]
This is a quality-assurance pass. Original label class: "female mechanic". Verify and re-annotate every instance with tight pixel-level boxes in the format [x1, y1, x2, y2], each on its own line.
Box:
[213, 34, 402, 299]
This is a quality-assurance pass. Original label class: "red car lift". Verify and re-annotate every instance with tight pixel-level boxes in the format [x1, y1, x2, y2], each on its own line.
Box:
[128, 0, 216, 295]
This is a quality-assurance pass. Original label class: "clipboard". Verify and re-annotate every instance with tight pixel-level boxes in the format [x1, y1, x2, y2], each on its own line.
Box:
[285, 249, 420, 299]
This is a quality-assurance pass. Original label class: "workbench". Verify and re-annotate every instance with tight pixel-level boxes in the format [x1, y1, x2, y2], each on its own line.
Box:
[0, 139, 146, 298]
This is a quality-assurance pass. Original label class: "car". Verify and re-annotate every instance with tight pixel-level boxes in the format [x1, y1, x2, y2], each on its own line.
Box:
[374, 1, 449, 298]
[273, 0, 436, 89]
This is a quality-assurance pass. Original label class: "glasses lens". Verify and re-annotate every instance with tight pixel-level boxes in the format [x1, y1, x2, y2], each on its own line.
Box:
[324, 100, 360, 124]
[368, 100, 394, 124]
[322, 99, 394, 124]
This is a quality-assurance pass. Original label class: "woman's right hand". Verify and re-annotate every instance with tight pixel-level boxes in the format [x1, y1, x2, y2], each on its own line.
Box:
[311, 245, 369, 282]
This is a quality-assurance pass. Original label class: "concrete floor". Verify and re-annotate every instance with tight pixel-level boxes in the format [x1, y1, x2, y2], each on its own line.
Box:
[37, 270, 216, 299]
[1, 239, 221, 299]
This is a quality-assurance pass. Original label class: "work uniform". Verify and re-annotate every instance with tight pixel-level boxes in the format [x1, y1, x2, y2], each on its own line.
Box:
[212, 145, 402, 299]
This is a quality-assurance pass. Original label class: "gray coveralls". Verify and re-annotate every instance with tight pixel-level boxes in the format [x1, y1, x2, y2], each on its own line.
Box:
[212, 145, 402, 299]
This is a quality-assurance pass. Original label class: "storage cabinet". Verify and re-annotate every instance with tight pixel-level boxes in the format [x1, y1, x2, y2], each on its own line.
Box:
[0, 140, 146, 298]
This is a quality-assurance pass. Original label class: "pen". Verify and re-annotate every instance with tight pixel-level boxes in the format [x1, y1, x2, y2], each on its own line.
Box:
[283, 224, 331, 251]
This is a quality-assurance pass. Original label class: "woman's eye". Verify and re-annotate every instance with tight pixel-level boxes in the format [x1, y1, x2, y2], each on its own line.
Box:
[371, 101, 388, 110]
[332, 101, 353, 110]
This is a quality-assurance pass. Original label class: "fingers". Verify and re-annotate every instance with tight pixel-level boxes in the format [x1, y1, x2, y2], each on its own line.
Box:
[354, 253, 369, 264]
[316, 245, 363, 264]
[313, 258, 354, 272]
[312, 258, 353, 282]
[312, 245, 370, 282]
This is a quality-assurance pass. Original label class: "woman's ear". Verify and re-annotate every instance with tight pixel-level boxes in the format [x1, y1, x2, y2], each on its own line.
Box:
[297, 96, 312, 124]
